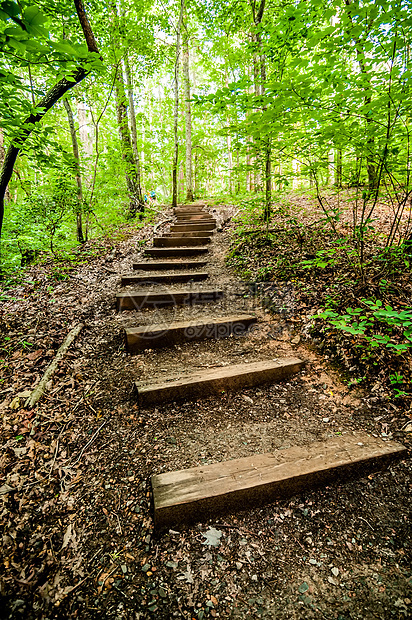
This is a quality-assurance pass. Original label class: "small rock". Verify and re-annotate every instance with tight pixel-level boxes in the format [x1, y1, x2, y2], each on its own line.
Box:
[322, 418, 330, 423]
[242, 395, 254, 404]
[291, 335, 301, 345]
[235, 562, 243, 570]
[331, 567, 339, 577]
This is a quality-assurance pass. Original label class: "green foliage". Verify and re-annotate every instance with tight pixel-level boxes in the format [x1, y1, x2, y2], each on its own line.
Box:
[316, 300, 412, 355]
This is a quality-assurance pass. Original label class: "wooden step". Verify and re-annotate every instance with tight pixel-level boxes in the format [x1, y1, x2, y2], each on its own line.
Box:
[125, 314, 257, 353]
[152, 433, 406, 530]
[153, 237, 211, 247]
[121, 271, 208, 286]
[171, 223, 216, 231]
[166, 231, 212, 238]
[145, 247, 209, 257]
[133, 260, 208, 271]
[175, 204, 206, 210]
[175, 214, 215, 221]
[117, 287, 224, 311]
[137, 357, 303, 405]
[174, 208, 206, 214]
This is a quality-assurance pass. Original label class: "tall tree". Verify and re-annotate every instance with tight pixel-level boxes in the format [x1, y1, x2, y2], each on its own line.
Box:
[182, 9, 194, 202]
[250, 0, 271, 220]
[111, 1, 144, 217]
[0, 0, 101, 253]
[63, 98, 85, 243]
[172, 0, 185, 208]
[124, 52, 143, 194]
[114, 63, 144, 217]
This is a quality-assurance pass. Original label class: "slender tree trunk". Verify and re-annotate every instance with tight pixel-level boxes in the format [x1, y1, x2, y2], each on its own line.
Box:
[114, 65, 143, 217]
[194, 150, 198, 195]
[124, 52, 144, 201]
[77, 101, 93, 157]
[182, 15, 193, 202]
[336, 149, 343, 187]
[253, 41, 261, 191]
[344, 0, 377, 191]
[172, 0, 184, 208]
[236, 148, 240, 193]
[63, 98, 85, 243]
[250, 0, 270, 218]
[227, 134, 233, 194]
[261, 56, 271, 221]
[0, 129, 10, 203]
[0, 0, 99, 257]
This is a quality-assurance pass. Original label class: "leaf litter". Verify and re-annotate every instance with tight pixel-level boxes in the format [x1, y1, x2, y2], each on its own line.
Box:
[0, 206, 411, 619]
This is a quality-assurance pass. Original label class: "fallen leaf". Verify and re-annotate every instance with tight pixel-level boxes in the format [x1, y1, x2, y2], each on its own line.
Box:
[202, 527, 223, 547]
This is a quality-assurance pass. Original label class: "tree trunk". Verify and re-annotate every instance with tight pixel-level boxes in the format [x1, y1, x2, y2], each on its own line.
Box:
[236, 148, 240, 193]
[123, 52, 144, 201]
[0, 128, 10, 203]
[63, 98, 85, 243]
[336, 149, 343, 188]
[260, 53, 271, 221]
[0, 0, 99, 255]
[250, 0, 271, 219]
[172, 0, 184, 208]
[344, 0, 377, 191]
[227, 134, 233, 194]
[252, 41, 261, 191]
[114, 65, 143, 217]
[182, 15, 193, 202]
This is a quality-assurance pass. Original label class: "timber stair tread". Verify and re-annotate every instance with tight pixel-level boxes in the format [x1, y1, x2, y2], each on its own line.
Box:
[145, 247, 210, 257]
[151, 432, 406, 530]
[170, 223, 216, 230]
[121, 271, 209, 285]
[165, 231, 213, 237]
[133, 260, 208, 270]
[175, 215, 215, 220]
[125, 314, 257, 352]
[117, 287, 224, 311]
[153, 236, 211, 247]
[136, 357, 304, 405]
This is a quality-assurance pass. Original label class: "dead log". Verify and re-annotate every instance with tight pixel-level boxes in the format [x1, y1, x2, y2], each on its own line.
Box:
[25, 323, 84, 409]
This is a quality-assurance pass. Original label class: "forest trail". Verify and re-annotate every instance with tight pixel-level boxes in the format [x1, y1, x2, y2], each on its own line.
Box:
[1, 204, 411, 619]
[116, 203, 405, 533]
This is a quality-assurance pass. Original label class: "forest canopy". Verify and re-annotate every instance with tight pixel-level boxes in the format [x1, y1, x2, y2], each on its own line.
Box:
[0, 0, 411, 273]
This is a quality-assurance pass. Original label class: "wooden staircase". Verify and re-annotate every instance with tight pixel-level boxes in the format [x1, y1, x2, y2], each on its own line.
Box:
[117, 202, 406, 531]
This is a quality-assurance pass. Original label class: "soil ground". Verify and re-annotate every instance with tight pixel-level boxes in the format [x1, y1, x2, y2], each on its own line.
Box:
[0, 204, 411, 620]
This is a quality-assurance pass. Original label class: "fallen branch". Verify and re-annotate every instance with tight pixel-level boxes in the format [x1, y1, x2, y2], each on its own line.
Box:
[25, 323, 84, 409]
[154, 217, 173, 234]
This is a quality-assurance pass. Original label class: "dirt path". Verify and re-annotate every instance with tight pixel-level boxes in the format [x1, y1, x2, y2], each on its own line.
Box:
[0, 205, 411, 619]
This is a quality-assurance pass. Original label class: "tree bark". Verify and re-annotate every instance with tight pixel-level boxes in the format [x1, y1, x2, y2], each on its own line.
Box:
[182, 13, 193, 202]
[336, 149, 343, 188]
[172, 0, 184, 208]
[63, 98, 85, 243]
[123, 52, 144, 200]
[0, 128, 10, 203]
[0, 0, 99, 256]
[249, 0, 271, 219]
[344, 0, 377, 190]
[114, 66, 143, 217]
